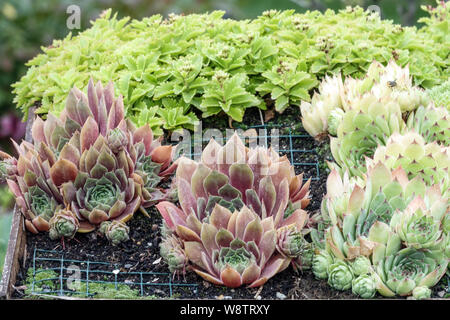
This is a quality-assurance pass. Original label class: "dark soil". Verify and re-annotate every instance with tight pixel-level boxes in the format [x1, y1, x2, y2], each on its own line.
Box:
[10, 106, 449, 300]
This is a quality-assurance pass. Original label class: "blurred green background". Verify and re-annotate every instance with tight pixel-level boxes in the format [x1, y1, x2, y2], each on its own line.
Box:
[0, 0, 440, 273]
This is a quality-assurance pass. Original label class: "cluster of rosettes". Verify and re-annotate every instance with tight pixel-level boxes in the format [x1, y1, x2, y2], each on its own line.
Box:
[1, 79, 176, 244]
[156, 133, 313, 288]
[310, 161, 449, 299]
[300, 60, 449, 180]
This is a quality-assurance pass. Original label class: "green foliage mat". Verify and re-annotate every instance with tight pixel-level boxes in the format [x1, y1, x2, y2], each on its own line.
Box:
[12, 6, 450, 134]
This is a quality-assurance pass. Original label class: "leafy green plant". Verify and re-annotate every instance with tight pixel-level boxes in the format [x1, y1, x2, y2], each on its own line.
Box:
[256, 57, 318, 112]
[11, 6, 449, 133]
[427, 79, 450, 110]
[200, 71, 261, 121]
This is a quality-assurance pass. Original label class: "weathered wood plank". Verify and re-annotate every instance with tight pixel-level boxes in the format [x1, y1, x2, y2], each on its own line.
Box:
[0, 109, 34, 299]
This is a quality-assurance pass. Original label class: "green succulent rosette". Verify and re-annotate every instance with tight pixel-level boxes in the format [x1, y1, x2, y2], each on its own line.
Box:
[372, 247, 448, 297]
[99, 220, 130, 246]
[352, 256, 372, 276]
[412, 286, 431, 300]
[48, 209, 80, 240]
[352, 274, 376, 299]
[160, 233, 188, 274]
[312, 249, 334, 280]
[327, 260, 354, 291]
[390, 195, 447, 252]
[407, 104, 450, 147]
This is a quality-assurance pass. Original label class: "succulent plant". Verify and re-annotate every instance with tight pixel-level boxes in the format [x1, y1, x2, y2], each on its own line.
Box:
[426, 79, 450, 110]
[48, 208, 80, 240]
[161, 203, 290, 288]
[412, 286, 431, 300]
[327, 260, 354, 291]
[276, 224, 313, 271]
[0, 151, 17, 183]
[160, 233, 188, 274]
[329, 93, 405, 178]
[406, 104, 449, 147]
[390, 195, 447, 251]
[60, 133, 141, 229]
[323, 163, 445, 260]
[351, 256, 372, 276]
[327, 108, 344, 137]
[6, 140, 66, 234]
[156, 133, 312, 287]
[366, 131, 450, 194]
[373, 60, 429, 113]
[312, 249, 334, 280]
[127, 121, 177, 209]
[300, 75, 343, 140]
[160, 132, 311, 227]
[352, 274, 376, 299]
[99, 220, 130, 245]
[371, 247, 448, 297]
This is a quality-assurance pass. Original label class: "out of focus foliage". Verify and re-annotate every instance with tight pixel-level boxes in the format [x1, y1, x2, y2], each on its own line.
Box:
[0, 212, 13, 274]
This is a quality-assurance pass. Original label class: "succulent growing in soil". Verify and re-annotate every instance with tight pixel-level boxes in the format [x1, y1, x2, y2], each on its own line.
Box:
[406, 104, 450, 146]
[329, 93, 405, 178]
[390, 195, 447, 252]
[160, 203, 291, 287]
[161, 132, 311, 225]
[6, 140, 66, 234]
[99, 220, 130, 245]
[327, 260, 354, 291]
[156, 133, 312, 286]
[312, 249, 334, 280]
[352, 274, 376, 299]
[371, 247, 448, 297]
[48, 208, 80, 240]
[372, 59, 429, 113]
[323, 163, 446, 261]
[300, 75, 343, 140]
[351, 256, 372, 276]
[31, 78, 176, 212]
[160, 233, 188, 274]
[276, 224, 313, 271]
[60, 133, 142, 229]
[366, 131, 449, 195]
[412, 286, 431, 300]
[0, 150, 17, 183]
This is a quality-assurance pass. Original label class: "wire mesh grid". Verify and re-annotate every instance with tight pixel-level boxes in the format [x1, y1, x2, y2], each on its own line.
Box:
[175, 124, 320, 181]
[29, 248, 198, 299]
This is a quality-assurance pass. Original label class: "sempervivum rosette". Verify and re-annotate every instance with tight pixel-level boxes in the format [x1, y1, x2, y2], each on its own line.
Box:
[126, 121, 177, 208]
[371, 246, 448, 297]
[5, 140, 72, 234]
[322, 163, 446, 260]
[31, 78, 177, 210]
[60, 132, 141, 228]
[172, 203, 288, 288]
[156, 133, 312, 287]
[329, 93, 405, 178]
[0, 150, 17, 183]
[407, 104, 450, 147]
[365, 131, 449, 196]
[390, 195, 448, 252]
[300, 75, 343, 140]
[48, 208, 80, 240]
